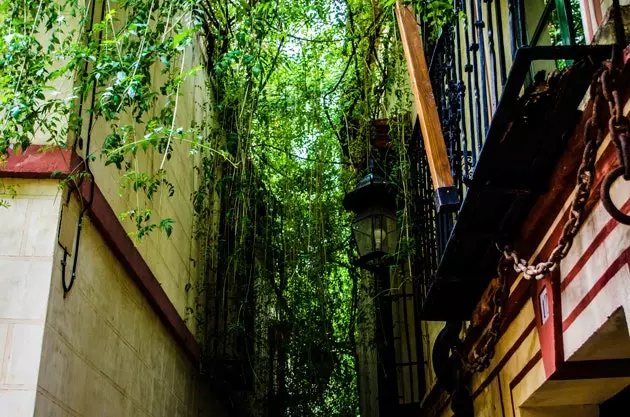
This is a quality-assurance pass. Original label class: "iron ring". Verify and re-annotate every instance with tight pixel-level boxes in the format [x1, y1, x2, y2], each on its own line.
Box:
[601, 166, 630, 225]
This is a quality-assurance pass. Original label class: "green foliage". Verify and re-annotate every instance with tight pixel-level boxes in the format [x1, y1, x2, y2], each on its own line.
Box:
[0, 0, 434, 415]
[0, 0, 201, 236]
[547, 0, 585, 70]
[381, 0, 455, 40]
[191, 0, 427, 413]
[0, 179, 17, 208]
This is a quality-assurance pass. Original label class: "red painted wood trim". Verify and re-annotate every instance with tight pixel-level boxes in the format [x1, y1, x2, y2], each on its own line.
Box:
[461, 135, 615, 354]
[509, 351, 542, 390]
[534, 269, 565, 378]
[70, 153, 201, 365]
[472, 320, 537, 399]
[561, 197, 630, 292]
[550, 359, 630, 380]
[593, 0, 603, 26]
[525, 136, 618, 268]
[457, 47, 630, 352]
[581, 0, 595, 43]
[516, 49, 630, 262]
[466, 145, 625, 393]
[466, 103, 615, 335]
[562, 246, 630, 332]
[524, 134, 623, 379]
[534, 278, 552, 376]
[0, 145, 72, 178]
[460, 137, 617, 362]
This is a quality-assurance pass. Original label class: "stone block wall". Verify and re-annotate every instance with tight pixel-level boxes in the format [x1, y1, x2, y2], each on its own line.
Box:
[0, 179, 61, 417]
[33, 196, 225, 417]
[0, 3, 225, 416]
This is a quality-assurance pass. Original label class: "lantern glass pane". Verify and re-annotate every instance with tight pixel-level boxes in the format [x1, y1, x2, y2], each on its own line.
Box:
[384, 214, 399, 256]
[351, 206, 400, 267]
[352, 215, 374, 258]
[373, 215, 385, 252]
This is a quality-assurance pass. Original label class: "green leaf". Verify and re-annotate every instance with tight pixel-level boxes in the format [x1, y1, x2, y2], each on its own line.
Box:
[158, 218, 175, 238]
[172, 28, 196, 49]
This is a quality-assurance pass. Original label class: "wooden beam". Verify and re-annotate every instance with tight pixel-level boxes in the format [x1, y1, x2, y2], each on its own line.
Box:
[395, 2, 455, 196]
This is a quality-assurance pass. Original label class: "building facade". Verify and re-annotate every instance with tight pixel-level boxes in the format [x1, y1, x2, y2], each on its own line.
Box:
[0, 1, 229, 416]
[2, 1, 630, 417]
[404, 0, 630, 416]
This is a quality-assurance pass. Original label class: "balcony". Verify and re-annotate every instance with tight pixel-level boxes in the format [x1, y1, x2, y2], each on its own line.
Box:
[410, 0, 614, 320]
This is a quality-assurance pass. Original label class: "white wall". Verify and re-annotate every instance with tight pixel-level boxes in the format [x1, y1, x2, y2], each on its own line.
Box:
[0, 179, 61, 417]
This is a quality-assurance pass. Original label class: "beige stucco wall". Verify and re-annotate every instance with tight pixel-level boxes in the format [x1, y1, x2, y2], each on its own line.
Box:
[420, 320, 444, 392]
[2, 5, 220, 416]
[0, 178, 217, 417]
[33, 195, 225, 417]
[1, 0, 231, 415]
[11, 0, 211, 341]
[73, 1, 211, 337]
[0, 179, 61, 417]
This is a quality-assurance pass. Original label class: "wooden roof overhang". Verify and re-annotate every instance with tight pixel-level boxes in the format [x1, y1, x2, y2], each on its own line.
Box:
[421, 45, 614, 320]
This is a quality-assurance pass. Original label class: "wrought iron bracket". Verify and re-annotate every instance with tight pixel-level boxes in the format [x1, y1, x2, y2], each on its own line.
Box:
[435, 186, 460, 214]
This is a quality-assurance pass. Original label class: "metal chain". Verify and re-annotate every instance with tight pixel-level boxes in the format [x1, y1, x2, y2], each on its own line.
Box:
[458, 64, 616, 374]
[502, 66, 607, 280]
[457, 256, 511, 373]
[601, 62, 630, 224]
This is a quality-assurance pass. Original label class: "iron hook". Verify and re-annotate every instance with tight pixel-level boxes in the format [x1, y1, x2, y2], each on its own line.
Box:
[601, 166, 630, 225]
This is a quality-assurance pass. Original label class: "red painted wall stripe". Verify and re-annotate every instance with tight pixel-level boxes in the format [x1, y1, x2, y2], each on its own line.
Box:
[0, 145, 71, 178]
[509, 351, 542, 390]
[581, 0, 595, 43]
[593, 0, 603, 25]
[562, 247, 630, 332]
[472, 320, 537, 399]
[561, 198, 630, 292]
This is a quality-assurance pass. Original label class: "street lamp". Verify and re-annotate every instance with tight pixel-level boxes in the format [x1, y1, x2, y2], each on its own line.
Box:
[343, 167, 401, 415]
[343, 170, 400, 270]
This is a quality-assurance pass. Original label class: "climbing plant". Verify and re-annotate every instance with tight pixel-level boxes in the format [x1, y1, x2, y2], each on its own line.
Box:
[0, 0, 206, 237]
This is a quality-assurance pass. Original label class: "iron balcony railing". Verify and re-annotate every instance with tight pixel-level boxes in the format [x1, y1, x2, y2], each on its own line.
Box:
[409, 0, 612, 317]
